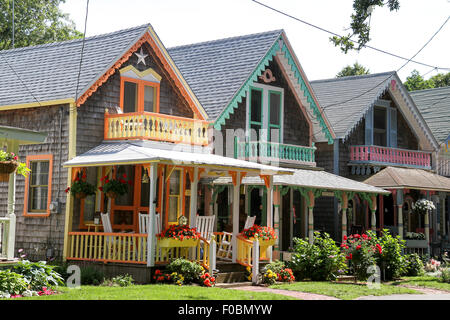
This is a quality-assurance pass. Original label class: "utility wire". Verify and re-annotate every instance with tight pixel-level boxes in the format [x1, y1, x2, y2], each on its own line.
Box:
[74, 0, 90, 104]
[309, 14, 449, 138]
[251, 0, 450, 71]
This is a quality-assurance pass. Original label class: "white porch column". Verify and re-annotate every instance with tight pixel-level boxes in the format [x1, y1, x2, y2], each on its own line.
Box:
[231, 172, 241, 263]
[147, 163, 158, 267]
[189, 167, 199, 227]
[6, 141, 18, 260]
[397, 190, 404, 239]
[370, 194, 377, 232]
[307, 190, 315, 245]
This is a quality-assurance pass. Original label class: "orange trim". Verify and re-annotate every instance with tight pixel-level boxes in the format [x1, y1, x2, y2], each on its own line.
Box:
[259, 174, 271, 190]
[76, 32, 205, 120]
[120, 76, 160, 113]
[198, 168, 206, 181]
[23, 154, 54, 217]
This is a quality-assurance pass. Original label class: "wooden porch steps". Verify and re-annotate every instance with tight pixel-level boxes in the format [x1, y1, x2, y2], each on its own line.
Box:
[214, 261, 269, 284]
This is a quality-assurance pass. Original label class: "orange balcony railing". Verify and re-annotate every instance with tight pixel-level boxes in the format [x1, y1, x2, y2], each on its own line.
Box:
[104, 111, 210, 146]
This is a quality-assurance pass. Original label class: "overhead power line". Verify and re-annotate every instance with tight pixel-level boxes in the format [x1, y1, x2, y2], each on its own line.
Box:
[251, 0, 450, 71]
[74, 0, 90, 104]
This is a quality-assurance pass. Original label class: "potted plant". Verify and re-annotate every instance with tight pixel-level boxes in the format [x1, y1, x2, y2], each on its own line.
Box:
[156, 224, 201, 248]
[0, 150, 30, 182]
[99, 173, 131, 198]
[240, 225, 277, 255]
[65, 175, 96, 199]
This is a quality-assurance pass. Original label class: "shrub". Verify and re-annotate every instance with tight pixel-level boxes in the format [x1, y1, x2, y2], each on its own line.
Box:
[438, 268, 450, 283]
[372, 230, 406, 280]
[13, 260, 64, 291]
[403, 253, 425, 276]
[80, 266, 105, 285]
[262, 269, 278, 285]
[102, 274, 134, 287]
[263, 260, 295, 283]
[424, 258, 441, 273]
[0, 270, 29, 295]
[290, 232, 347, 281]
[341, 233, 378, 281]
[165, 258, 204, 284]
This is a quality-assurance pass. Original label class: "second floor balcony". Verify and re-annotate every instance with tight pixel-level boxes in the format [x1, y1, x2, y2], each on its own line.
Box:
[349, 145, 432, 170]
[235, 138, 316, 167]
[104, 111, 210, 146]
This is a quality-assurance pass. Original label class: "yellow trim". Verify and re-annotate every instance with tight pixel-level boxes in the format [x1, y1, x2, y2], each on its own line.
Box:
[146, 26, 208, 120]
[0, 98, 75, 111]
[119, 65, 162, 82]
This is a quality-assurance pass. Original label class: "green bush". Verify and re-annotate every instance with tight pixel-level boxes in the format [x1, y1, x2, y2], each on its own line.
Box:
[80, 266, 105, 285]
[438, 268, 450, 283]
[165, 258, 204, 284]
[341, 233, 378, 281]
[403, 253, 425, 276]
[13, 260, 64, 291]
[372, 230, 406, 280]
[289, 232, 347, 281]
[263, 260, 286, 274]
[0, 270, 29, 295]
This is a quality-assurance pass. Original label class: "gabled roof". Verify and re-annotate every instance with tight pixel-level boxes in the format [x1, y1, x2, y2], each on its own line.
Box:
[168, 30, 335, 143]
[410, 86, 450, 144]
[0, 24, 149, 108]
[0, 24, 207, 119]
[310, 72, 439, 150]
[364, 166, 450, 192]
[167, 30, 283, 120]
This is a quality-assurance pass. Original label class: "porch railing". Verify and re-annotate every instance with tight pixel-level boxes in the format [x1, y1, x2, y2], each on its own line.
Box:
[350, 145, 431, 169]
[67, 232, 216, 272]
[0, 214, 16, 260]
[235, 139, 316, 166]
[104, 111, 210, 146]
[67, 232, 148, 264]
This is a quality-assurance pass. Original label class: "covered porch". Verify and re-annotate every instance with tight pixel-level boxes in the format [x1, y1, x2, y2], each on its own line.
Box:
[364, 166, 450, 255]
[212, 168, 389, 259]
[62, 140, 292, 273]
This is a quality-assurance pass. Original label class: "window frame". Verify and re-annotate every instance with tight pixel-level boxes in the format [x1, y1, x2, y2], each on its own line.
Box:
[246, 83, 284, 144]
[23, 154, 53, 217]
[120, 76, 160, 114]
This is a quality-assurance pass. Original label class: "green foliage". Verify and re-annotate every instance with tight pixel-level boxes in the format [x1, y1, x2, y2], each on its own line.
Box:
[13, 260, 64, 291]
[336, 62, 370, 77]
[289, 232, 347, 281]
[80, 266, 105, 286]
[330, 0, 400, 53]
[341, 233, 378, 281]
[0, 270, 28, 295]
[403, 253, 425, 276]
[262, 269, 278, 285]
[101, 274, 134, 287]
[438, 268, 450, 284]
[0, 0, 83, 50]
[429, 72, 450, 88]
[0, 150, 30, 177]
[66, 179, 96, 197]
[165, 258, 204, 284]
[373, 230, 406, 280]
[405, 70, 450, 91]
[263, 260, 286, 274]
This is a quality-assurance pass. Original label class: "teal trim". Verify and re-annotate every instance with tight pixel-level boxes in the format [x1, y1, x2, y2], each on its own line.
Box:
[268, 89, 282, 143]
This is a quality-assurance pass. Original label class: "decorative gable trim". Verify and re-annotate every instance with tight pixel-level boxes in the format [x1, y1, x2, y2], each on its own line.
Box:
[75, 27, 207, 120]
[119, 65, 162, 82]
[213, 34, 334, 144]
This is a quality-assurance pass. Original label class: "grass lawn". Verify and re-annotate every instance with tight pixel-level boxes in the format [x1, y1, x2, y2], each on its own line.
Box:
[271, 281, 420, 300]
[18, 284, 298, 300]
[391, 276, 450, 292]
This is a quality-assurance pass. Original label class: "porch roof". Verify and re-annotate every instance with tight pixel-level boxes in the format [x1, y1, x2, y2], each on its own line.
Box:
[213, 168, 389, 195]
[363, 166, 450, 193]
[0, 125, 48, 145]
[63, 141, 294, 175]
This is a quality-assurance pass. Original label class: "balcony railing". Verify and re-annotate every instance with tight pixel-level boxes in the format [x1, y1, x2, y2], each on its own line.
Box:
[235, 139, 316, 166]
[350, 145, 431, 169]
[104, 111, 210, 146]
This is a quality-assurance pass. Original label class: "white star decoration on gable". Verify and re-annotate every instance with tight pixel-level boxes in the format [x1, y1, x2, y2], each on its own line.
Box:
[135, 48, 148, 66]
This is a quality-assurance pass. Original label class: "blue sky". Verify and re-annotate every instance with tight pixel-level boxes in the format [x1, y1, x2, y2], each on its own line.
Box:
[61, 0, 450, 82]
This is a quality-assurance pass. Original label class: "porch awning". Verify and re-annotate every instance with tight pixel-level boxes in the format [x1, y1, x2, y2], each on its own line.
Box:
[213, 168, 390, 195]
[63, 141, 294, 176]
[364, 166, 450, 193]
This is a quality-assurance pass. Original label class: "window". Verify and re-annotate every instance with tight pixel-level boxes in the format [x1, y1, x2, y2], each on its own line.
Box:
[365, 101, 398, 148]
[24, 154, 53, 217]
[373, 106, 387, 146]
[247, 84, 284, 143]
[119, 66, 161, 114]
[167, 169, 182, 225]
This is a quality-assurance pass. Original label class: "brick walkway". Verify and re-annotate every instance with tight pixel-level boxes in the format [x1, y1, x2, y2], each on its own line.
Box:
[230, 285, 340, 300]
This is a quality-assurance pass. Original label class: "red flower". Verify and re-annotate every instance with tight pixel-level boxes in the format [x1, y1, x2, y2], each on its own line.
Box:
[65, 187, 70, 193]
[356, 245, 361, 250]
[98, 186, 103, 191]
[123, 173, 127, 178]
[343, 235, 347, 241]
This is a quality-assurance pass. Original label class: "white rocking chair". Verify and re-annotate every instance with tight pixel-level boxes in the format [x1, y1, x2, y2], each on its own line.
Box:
[216, 215, 256, 261]
[195, 215, 215, 241]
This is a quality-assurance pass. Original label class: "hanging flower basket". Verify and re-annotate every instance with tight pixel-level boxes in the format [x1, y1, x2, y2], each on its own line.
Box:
[412, 199, 435, 215]
[156, 225, 201, 248]
[0, 161, 18, 182]
[106, 191, 119, 199]
[99, 173, 132, 198]
[65, 175, 96, 199]
[74, 192, 87, 199]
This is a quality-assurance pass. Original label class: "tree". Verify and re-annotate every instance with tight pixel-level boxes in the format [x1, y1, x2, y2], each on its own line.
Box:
[404, 69, 450, 91]
[0, 0, 83, 50]
[330, 0, 400, 53]
[336, 62, 370, 77]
